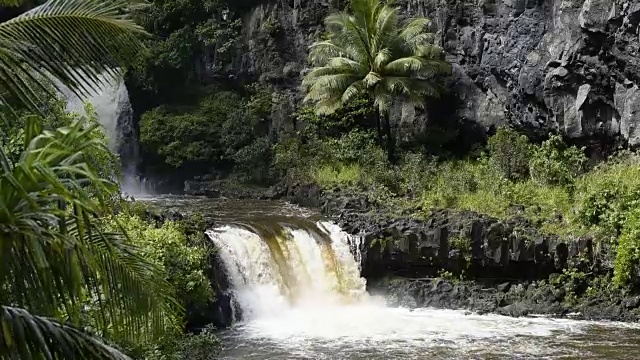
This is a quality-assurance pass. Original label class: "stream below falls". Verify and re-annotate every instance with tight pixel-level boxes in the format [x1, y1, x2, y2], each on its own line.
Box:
[142, 196, 640, 360]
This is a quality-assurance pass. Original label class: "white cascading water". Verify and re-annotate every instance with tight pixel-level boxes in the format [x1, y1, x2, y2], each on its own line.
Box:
[58, 73, 153, 197]
[207, 221, 367, 321]
[204, 220, 636, 359]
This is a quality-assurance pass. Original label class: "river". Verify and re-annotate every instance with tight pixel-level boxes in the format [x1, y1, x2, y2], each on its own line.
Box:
[142, 196, 640, 360]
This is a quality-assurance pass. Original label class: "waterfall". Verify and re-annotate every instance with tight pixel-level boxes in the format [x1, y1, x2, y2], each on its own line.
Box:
[212, 214, 600, 359]
[207, 220, 367, 321]
[59, 74, 153, 196]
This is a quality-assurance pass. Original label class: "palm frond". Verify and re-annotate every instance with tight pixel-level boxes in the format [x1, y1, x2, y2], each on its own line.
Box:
[314, 96, 345, 115]
[373, 85, 392, 114]
[304, 0, 450, 117]
[0, 120, 179, 353]
[0, 0, 146, 113]
[399, 18, 431, 43]
[383, 56, 428, 74]
[309, 41, 350, 65]
[373, 48, 392, 70]
[326, 12, 372, 62]
[341, 80, 365, 103]
[304, 74, 360, 103]
[0, 0, 23, 7]
[363, 71, 382, 88]
[0, 305, 130, 359]
[370, 4, 397, 57]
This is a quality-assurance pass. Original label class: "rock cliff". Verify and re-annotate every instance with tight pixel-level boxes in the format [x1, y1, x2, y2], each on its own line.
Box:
[230, 0, 640, 146]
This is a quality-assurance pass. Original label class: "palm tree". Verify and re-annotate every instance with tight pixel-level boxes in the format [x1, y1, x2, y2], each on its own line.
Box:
[1, 118, 177, 359]
[303, 0, 450, 162]
[0, 0, 178, 358]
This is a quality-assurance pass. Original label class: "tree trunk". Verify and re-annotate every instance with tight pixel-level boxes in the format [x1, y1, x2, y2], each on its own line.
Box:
[382, 111, 395, 163]
[375, 110, 383, 145]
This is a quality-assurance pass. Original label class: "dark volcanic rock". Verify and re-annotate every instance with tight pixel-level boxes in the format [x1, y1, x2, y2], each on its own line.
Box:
[285, 182, 607, 283]
[333, 209, 596, 281]
[219, 0, 640, 150]
[369, 276, 640, 322]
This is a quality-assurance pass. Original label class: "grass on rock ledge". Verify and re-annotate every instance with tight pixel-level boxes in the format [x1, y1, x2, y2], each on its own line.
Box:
[278, 127, 640, 287]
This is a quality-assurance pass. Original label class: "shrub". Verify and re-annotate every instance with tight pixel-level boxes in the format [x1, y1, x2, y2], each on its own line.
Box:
[450, 236, 472, 257]
[529, 134, 586, 185]
[312, 163, 363, 187]
[272, 136, 310, 180]
[312, 130, 379, 164]
[246, 87, 273, 121]
[233, 136, 273, 183]
[614, 208, 640, 287]
[296, 97, 374, 139]
[574, 154, 640, 236]
[487, 126, 533, 181]
[397, 152, 436, 196]
[106, 214, 212, 311]
[139, 91, 253, 168]
[422, 159, 500, 209]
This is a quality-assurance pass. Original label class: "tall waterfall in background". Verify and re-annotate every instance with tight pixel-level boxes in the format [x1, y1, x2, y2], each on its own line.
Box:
[60, 75, 153, 196]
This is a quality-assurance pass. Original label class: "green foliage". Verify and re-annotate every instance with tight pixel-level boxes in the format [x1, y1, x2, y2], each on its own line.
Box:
[437, 269, 458, 282]
[297, 97, 375, 139]
[450, 236, 472, 254]
[233, 136, 273, 183]
[145, 326, 221, 360]
[613, 208, 640, 287]
[313, 163, 364, 187]
[574, 154, 640, 237]
[529, 135, 586, 185]
[306, 130, 397, 192]
[0, 118, 176, 359]
[273, 136, 311, 180]
[2, 98, 119, 179]
[140, 91, 250, 168]
[247, 87, 274, 121]
[303, 0, 450, 161]
[106, 214, 213, 311]
[0, 0, 144, 113]
[139, 89, 276, 181]
[397, 152, 436, 195]
[487, 127, 533, 181]
[101, 210, 215, 357]
[130, 0, 242, 103]
[312, 130, 379, 164]
[303, 0, 450, 115]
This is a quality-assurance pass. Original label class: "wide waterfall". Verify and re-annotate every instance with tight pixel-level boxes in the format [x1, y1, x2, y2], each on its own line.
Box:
[207, 220, 366, 321]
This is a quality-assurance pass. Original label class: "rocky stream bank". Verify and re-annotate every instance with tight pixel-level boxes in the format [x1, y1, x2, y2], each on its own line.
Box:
[280, 182, 640, 322]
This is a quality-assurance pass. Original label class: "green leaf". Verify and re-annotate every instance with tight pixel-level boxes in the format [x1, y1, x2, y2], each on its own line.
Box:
[303, 0, 450, 117]
[0, 0, 148, 114]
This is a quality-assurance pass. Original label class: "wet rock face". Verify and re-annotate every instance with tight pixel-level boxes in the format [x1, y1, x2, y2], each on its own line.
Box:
[223, 0, 640, 146]
[333, 210, 599, 281]
[405, 0, 640, 144]
[369, 276, 640, 321]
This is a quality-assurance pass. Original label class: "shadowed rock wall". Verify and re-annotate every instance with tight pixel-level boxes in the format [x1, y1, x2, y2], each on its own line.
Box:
[220, 0, 640, 146]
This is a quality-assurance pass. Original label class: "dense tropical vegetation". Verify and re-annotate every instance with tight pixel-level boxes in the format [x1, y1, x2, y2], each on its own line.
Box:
[0, 0, 221, 358]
